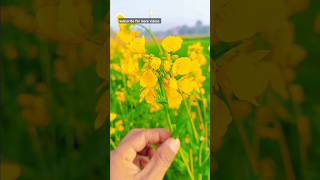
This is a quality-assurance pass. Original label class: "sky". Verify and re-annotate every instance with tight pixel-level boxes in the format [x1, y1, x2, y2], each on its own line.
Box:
[110, 0, 210, 31]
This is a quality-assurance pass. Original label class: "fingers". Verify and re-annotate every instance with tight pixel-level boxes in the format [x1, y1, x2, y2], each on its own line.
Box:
[133, 155, 150, 169]
[137, 145, 154, 158]
[115, 128, 171, 162]
[138, 138, 180, 180]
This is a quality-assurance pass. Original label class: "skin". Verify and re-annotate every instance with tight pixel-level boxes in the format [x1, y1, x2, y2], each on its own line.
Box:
[110, 128, 180, 180]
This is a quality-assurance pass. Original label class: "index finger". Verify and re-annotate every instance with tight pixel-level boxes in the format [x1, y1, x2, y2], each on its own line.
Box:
[115, 128, 171, 162]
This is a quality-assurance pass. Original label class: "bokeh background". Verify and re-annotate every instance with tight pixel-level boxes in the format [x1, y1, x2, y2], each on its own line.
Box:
[213, 0, 320, 179]
[0, 0, 108, 179]
[1, 0, 320, 179]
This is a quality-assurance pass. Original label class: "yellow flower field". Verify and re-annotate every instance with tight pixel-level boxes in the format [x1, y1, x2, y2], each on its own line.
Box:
[107, 15, 210, 179]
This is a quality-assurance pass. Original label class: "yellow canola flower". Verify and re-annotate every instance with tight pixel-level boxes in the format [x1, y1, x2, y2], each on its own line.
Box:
[117, 30, 136, 44]
[140, 88, 156, 104]
[116, 120, 124, 132]
[202, 98, 208, 110]
[130, 36, 146, 54]
[121, 57, 139, 76]
[189, 52, 207, 66]
[314, 12, 320, 33]
[191, 112, 196, 120]
[118, 125, 124, 132]
[116, 90, 125, 103]
[166, 88, 182, 109]
[110, 112, 117, 122]
[117, 14, 127, 31]
[3, 46, 18, 61]
[164, 77, 178, 90]
[200, 136, 205, 141]
[150, 57, 161, 70]
[178, 77, 196, 94]
[150, 102, 162, 112]
[117, 14, 141, 41]
[163, 77, 182, 109]
[190, 59, 201, 72]
[188, 42, 203, 56]
[110, 39, 119, 59]
[17, 94, 49, 127]
[172, 57, 192, 76]
[110, 64, 121, 72]
[161, 36, 183, 53]
[185, 136, 191, 144]
[0, 162, 21, 180]
[110, 127, 116, 135]
[163, 60, 172, 72]
[200, 123, 206, 131]
[188, 42, 207, 67]
[140, 70, 158, 88]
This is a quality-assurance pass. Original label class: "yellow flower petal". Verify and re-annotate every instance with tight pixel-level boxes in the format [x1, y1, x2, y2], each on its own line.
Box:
[140, 88, 156, 104]
[130, 36, 146, 54]
[150, 57, 161, 70]
[166, 88, 182, 109]
[116, 120, 123, 126]
[178, 77, 195, 94]
[172, 57, 192, 76]
[140, 70, 158, 88]
[145, 89, 156, 104]
[0, 162, 21, 180]
[168, 78, 178, 90]
[140, 88, 149, 102]
[117, 31, 135, 44]
[110, 127, 116, 135]
[118, 125, 124, 132]
[161, 36, 183, 53]
[110, 112, 117, 122]
[163, 60, 172, 72]
[116, 90, 125, 103]
[150, 102, 162, 112]
[117, 14, 127, 31]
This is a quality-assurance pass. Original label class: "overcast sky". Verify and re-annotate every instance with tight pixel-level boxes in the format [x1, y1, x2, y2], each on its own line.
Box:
[110, 0, 210, 31]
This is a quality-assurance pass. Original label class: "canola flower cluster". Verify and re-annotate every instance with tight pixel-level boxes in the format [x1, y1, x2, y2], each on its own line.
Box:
[111, 15, 208, 113]
[1, 1, 108, 179]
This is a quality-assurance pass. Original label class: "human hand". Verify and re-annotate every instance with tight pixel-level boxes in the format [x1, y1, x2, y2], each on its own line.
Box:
[110, 128, 180, 180]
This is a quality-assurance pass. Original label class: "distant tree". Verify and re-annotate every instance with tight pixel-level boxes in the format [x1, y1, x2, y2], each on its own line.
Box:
[179, 25, 189, 35]
[195, 20, 203, 28]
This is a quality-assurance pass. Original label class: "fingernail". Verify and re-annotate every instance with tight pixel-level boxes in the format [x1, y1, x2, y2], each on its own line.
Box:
[168, 138, 180, 153]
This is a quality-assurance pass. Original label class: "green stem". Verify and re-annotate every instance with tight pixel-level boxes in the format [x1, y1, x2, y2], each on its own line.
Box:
[199, 93, 208, 120]
[110, 138, 116, 149]
[197, 101, 209, 150]
[120, 62, 129, 115]
[28, 127, 46, 171]
[135, 25, 196, 179]
[190, 149, 194, 174]
[158, 78, 194, 178]
[203, 153, 210, 165]
[165, 105, 173, 131]
[158, 77, 173, 131]
[183, 96, 199, 141]
[179, 149, 194, 180]
[199, 140, 203, 166]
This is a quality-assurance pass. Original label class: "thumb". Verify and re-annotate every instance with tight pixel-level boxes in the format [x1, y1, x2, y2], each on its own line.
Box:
[138, 138, 180, 180]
